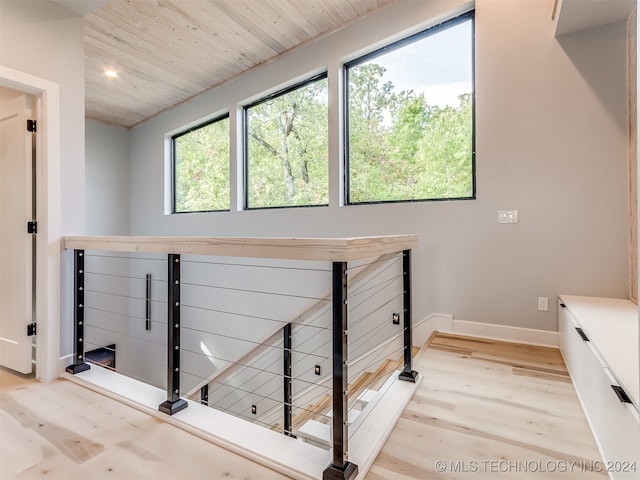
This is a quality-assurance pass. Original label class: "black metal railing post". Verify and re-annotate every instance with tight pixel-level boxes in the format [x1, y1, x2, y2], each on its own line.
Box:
[66, 249, 90, 374]
[399, 249, 418, 383]
[159, 254, 188, 415]
[323, 262, 358, 480]
[283, 323, 294, 437]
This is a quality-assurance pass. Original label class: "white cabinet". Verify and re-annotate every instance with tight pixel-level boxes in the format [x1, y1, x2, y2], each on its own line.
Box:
[558, 302, 587, 384]
[558, 296, 640, 480]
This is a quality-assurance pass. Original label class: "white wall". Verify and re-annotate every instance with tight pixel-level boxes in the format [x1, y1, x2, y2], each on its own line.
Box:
[0, 1, 85, 235]
[85, 120, 130, 235]
[121, 0, 629, 334]
[0, 0, 85, 375]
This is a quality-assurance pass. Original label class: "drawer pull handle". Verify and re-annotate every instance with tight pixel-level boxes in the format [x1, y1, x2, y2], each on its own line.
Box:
[559, 303, 566, 308]
[146, 274, 152, 331]
[575, 327, 589, 342]
[611, 385, 632, 404]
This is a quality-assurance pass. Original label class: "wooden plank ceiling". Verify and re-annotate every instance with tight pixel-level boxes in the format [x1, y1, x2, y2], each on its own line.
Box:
[85, 0, 395, 128]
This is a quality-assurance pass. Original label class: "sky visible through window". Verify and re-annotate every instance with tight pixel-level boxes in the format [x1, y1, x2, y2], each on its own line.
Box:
[373, 20, 472, 109]
[346, 14, 474, 204]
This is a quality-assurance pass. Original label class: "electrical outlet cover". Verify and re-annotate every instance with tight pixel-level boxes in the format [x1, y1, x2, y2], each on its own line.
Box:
[538, 297, 548, 311]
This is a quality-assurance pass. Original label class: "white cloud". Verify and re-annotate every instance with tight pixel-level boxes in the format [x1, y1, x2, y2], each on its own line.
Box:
[415, 81, 472, 108]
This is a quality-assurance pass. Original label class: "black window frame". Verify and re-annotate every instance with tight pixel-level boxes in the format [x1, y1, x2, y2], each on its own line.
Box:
[171, 112, 231, 214]
[243, 72, 329, 211]
[344, 10, 476, 206]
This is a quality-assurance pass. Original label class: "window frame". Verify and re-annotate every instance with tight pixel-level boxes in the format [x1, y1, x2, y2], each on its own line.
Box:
[344, 10, 476, 206]
[243, 71, 329, 211]
[171, 113, 231, 214]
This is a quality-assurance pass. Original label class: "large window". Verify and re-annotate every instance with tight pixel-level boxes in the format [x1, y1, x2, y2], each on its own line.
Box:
[172, 115, 230, 213]
[345, 12, 475, 204]
[244, 73, 328, 209]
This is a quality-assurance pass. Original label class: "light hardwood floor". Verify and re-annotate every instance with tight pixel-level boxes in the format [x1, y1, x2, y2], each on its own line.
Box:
[366, 333, 605, 480]
[0, 369, 291, 480]
[1, 333, 604, 479]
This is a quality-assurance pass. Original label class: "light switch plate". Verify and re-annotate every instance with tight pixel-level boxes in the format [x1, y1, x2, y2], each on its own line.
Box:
[498, 210, 518, 224]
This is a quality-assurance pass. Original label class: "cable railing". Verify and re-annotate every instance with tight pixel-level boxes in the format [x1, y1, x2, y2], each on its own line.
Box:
[63, 234, 417, 480]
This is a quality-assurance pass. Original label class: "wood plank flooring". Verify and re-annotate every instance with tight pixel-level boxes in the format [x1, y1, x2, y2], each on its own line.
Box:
[0, 368, 291, 480]
[1, 333, 604, 479]
[366, 333, 605, 479]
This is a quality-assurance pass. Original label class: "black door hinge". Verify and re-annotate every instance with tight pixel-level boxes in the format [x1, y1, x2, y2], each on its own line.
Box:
[27, 221, 37, 234]
[27, 323, 36, 336]
[27, 119, 36, 133]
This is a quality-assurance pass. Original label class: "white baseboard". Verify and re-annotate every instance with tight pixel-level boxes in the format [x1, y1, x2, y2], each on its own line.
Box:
[413, 314, 559, 348]
[55, 354, 73, 376]
[452, 319, 558, 347]
[413, 313, 453, 346]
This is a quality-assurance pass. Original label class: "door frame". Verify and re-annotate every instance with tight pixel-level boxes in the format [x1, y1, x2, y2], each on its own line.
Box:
[0, 65, 61, 381]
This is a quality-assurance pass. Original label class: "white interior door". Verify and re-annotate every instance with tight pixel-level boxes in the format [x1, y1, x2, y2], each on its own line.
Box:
[0, 94, 33, 374]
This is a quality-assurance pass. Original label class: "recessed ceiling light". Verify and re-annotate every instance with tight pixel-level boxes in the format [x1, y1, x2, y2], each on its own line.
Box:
[104, 70, 118, 78]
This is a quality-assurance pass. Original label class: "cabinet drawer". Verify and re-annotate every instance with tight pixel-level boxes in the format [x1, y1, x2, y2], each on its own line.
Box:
[558, 302, 587, 384]
[558, 301, 640, 478]
[581, 346, 640, 477]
